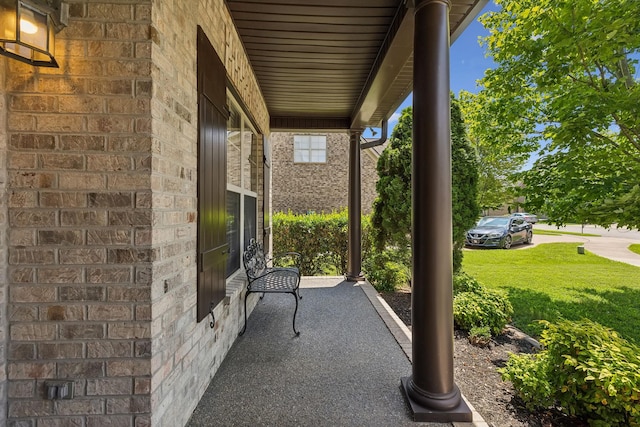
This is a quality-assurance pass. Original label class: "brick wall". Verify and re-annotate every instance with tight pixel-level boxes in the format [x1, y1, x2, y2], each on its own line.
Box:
[362, 149, 380, 214]
[1, 55, 8, 423]
[1, 1, 269, 425]
[4, 1, 155, 425]
[148, 1, 268, 426]
[271, 132, 380, 214]
[146, 1, 199, 424]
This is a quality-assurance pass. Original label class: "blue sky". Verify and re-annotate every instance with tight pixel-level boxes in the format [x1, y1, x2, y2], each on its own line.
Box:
[365, 1, 498, 137]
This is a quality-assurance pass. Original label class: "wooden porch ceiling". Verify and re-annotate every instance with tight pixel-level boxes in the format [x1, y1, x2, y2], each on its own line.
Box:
[226, 0, 487, 130]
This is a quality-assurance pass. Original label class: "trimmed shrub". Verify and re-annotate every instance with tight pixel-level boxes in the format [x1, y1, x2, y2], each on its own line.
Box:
[500, 319, 640, 426]
[362, 247, 410, 292]
[453, 272, 484, 294]
[272, 210, 373, 276]
[453, 273, 513, 336]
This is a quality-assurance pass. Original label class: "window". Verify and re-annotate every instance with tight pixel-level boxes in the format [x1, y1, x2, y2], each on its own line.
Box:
[244, 195, 257, 250]
[294, 135, 326, 163]
[226, 98, 260, 278]
[227, 108, 242, 188]
[226, 191, 240, 277]
[243, 129, 258, 191]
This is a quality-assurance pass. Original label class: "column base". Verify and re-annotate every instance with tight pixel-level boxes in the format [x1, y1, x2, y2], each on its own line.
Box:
[401, 377, 472, 423]
[345, 272, 365, 282]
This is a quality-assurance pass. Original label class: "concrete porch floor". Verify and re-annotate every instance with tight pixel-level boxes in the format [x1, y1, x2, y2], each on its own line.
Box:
[187, 277, 486, 427]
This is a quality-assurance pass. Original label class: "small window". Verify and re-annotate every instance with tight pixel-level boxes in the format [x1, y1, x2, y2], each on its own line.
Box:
[294, 135, 326, 163]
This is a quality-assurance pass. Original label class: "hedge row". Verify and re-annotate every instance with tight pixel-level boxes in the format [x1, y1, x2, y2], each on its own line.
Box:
[272, 210, 373, 276]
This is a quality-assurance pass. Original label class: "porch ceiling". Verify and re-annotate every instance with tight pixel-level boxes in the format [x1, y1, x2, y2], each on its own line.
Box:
[226, 0, 487, 130]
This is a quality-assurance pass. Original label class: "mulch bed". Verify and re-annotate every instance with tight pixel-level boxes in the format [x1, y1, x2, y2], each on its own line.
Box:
[380, 289, 588, 427]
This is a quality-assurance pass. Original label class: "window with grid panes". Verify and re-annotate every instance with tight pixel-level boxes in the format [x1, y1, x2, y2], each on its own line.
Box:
[294, 135, 326, 163]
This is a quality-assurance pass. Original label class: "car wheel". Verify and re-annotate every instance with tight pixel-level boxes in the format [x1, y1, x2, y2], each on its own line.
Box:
[525, 230, 533, 244]
[502, 235, 512, 249]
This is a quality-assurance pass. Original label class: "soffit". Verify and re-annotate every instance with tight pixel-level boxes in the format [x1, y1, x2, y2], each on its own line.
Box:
[226, 0, 487, 130]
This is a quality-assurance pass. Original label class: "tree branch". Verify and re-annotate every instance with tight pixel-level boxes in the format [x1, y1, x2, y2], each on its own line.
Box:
[590, 130, 640, 163]
[566, 73, 601, 91]
[617, 55, 636, 90]
[610, 112, 640, 152]
[565, 6, 600, 89]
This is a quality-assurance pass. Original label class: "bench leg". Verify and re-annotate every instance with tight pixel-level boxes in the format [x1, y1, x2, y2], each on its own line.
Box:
[291, 291, 300, 336]
[240, 289, 300, 337]
[239, 290, 249, 336]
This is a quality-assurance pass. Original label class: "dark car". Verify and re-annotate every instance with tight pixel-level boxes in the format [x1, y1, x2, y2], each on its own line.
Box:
[465, 216, 533, 249]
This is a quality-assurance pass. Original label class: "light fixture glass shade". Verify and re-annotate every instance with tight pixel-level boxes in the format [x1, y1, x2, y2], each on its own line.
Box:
[0, 0, 59, 67]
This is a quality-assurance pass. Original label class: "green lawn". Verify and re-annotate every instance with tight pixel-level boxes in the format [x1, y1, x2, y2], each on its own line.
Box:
[462, 243, 640, 343]
[630, 244, 640, 256]
[533, 229, 600, 237]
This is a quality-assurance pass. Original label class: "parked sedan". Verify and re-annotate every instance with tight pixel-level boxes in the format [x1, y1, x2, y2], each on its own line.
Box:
[465, 216, 533, 249]
[511, 212, 538, 224]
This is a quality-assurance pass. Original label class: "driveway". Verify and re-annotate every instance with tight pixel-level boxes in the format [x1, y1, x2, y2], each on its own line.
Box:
[516, 223, 640, 268]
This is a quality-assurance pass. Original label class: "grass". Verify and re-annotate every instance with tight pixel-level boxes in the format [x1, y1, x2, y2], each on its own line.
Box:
[630, 244, 640, 256]
[462, 243, 640, 343]
[533, 229, 600, 237]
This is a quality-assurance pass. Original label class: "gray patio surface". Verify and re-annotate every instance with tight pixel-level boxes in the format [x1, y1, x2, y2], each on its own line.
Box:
[187, 277, 484, 427]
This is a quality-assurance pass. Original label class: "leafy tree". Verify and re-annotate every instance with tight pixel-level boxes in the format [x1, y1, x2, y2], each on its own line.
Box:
[477, 0, 640, 227]
[521, 141, 640, 226]
[371, 95, 479, 274]
[459, 90, 528, 213]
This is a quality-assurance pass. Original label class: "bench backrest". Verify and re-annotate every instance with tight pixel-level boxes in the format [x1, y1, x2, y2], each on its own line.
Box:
[243, 238, 268, 281]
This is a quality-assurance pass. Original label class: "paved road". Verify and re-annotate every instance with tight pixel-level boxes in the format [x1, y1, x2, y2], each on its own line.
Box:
[519, 223, 640, 267]
[535, 223, 640, 240]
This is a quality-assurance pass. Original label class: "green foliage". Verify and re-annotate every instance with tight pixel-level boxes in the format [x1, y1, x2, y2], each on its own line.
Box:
[501, 319, 640, 426]
[459, 90, 530, 212]
[361, 247, 411, 292]
[477, 0, 640, 228]
[520, 143, 640, 228]
[273, 210, 372, 276]
[453, 271, 484, 294]
[468, 325, 493, 348]
[451, 96, 481, 271]
[452, 273, 513, 336]
[462, 242, 640, 343]
[371, 107, 413, 251]
[372, 96, 479, 274]
[630, 244, 640, 256]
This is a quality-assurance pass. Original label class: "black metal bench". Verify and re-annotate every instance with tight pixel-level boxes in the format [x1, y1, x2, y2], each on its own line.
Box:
[240, 239, 302, 336]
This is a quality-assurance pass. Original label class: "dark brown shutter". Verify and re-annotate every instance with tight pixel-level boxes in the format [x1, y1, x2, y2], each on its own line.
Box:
[197, 26, 228, 322]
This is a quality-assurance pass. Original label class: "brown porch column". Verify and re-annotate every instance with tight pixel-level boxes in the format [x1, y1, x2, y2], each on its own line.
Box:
[346, 129, 364, 281]
[400, 0, 472, 422]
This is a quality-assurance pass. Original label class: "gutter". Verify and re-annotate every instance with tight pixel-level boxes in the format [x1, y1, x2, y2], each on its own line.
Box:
[359, 119, 388, 150]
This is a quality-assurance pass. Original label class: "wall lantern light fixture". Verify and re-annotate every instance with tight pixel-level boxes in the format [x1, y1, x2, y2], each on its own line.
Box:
[0, 0, 68, 67]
